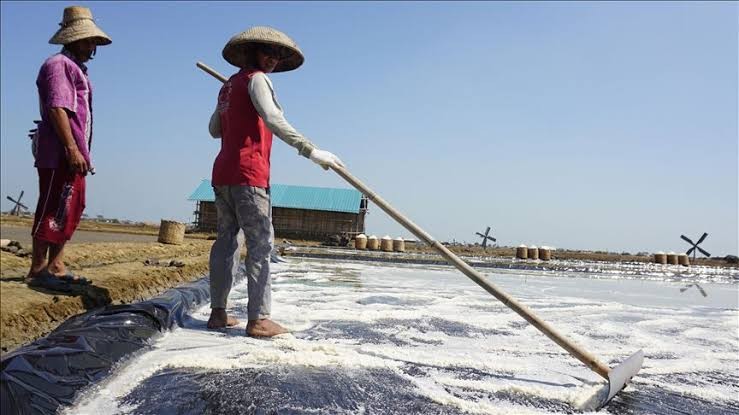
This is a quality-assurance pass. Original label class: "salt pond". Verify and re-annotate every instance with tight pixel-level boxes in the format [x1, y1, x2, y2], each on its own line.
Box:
[66, 258, 738, 414]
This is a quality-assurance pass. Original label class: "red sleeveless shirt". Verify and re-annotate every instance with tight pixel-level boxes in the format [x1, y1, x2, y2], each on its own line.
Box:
[211, 69, 273, 187]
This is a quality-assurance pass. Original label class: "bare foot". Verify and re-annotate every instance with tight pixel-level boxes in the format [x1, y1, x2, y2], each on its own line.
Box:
[246, 319, 288, 337]
[207, 308, 240, 329]
[26, 261, 49, 280]
[47, 265, 68, 276]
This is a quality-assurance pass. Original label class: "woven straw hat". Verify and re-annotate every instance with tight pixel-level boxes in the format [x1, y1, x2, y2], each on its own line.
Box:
[222, 26, 304, 72]
[49, 6, 112, 46]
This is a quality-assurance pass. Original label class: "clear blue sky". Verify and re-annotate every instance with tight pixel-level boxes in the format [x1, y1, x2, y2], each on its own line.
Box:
[1, 1, 736, 255]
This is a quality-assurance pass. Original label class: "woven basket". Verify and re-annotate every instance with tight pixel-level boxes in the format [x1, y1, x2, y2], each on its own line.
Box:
[380, 236, 393, 252]
[354, 234, 367, 250]
[393, 237, 405, 253]
[158, 220, 185, 245]
[539, 247, 551, 261]
[515, 245, 528, 259]
[367, 236, 379, 251]
[527, 246, 539, 260]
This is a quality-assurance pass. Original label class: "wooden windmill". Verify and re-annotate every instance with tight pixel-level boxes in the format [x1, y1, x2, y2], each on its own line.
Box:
[6, 191, 28, 216]
[475, 226, 496, 250]
[680, 233, 711, 262]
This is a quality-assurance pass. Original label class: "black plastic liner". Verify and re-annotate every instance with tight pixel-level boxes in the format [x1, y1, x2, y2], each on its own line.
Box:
[0, 248, 290, 415]
[0, 275, 212, 415]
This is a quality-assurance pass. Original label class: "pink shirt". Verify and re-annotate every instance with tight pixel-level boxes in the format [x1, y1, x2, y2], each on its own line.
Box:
[34, 50, 93, 169]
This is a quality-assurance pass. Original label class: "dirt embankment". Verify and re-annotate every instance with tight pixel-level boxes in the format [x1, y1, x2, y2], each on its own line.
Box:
[0, 239, 215, 355]
[394, 243, 735, 267]
[1, 214, 159, 236]
[0, 214, 212, 239]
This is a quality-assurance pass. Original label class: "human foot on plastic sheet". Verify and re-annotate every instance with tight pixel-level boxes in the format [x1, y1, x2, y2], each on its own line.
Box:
[46, 265, 91, 285]
[207, 308, 240, 329]
[25, 271, 84, 294]
[246, 319, 288, 337]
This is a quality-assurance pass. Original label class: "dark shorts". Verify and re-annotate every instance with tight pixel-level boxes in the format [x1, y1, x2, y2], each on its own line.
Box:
[32, 166, 86, 244]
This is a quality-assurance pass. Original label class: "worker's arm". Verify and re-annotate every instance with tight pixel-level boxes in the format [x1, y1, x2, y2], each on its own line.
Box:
[248, 72, 316, 158]
[49, 107, 87, 174]
[249, 72, 343, 169]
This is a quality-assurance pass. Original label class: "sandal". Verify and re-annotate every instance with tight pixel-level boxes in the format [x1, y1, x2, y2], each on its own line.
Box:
[58, 273, 91, 285]
[26, 271, 81, 293]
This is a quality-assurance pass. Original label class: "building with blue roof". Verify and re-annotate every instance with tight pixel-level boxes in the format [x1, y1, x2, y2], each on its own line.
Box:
[188, 180, 368, 239]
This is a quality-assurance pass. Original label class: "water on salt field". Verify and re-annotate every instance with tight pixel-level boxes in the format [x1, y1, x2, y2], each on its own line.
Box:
[65, 258, 738, 415]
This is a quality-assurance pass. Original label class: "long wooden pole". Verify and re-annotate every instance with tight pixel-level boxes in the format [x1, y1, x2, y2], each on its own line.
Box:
[196, 61, 612, 380]
[331, 164, 611, 379]
[197, 62, 228, 83]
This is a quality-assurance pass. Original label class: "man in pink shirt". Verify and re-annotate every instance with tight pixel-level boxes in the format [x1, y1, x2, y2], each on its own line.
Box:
[26, 6, 111, 292]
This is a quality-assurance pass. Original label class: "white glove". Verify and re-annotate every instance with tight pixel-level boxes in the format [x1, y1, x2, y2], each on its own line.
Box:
[309, 149, 345, 170]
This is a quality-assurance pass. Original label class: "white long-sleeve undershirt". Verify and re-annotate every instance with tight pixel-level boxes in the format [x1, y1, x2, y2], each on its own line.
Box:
[208, 72, 315, 158]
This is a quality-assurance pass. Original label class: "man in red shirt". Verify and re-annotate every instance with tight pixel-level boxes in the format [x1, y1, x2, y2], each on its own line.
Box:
[207, 27, 343, 337]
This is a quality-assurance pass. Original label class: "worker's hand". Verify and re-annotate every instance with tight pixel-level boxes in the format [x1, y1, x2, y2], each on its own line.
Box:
[65, 146, 89, 175]
[309, 149, 345, 171]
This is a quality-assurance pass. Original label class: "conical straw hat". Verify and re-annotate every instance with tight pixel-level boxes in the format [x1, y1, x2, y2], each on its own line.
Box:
[49, 6, 112, 46]
[222, 26, 304, 72]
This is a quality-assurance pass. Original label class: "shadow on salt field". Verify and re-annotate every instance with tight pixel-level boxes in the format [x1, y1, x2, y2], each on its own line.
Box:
[356, 295, 431, 306]
[122, 366, 471, 415]
[606, 380, 739, 415]
[121, 365, 739, 415]
[276, 268, 363, 289]
[293, 317, 512, 347]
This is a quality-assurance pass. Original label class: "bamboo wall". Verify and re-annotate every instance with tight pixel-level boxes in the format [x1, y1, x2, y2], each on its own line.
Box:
[196, 201, 218, 231]
[272, 207, 365, 239]
[194, 201, 365, 240]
